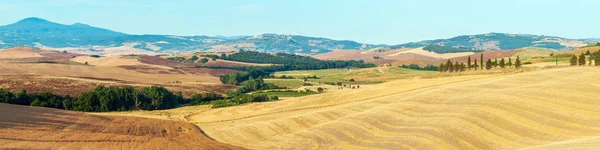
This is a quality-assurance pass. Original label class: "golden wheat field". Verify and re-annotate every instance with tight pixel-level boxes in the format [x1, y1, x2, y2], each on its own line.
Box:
[177, 67, 600, 150]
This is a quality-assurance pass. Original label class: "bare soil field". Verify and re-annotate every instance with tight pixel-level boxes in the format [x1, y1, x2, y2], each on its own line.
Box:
[0, 75, 234, 97]
[0, 63, 219, 85]
[139, 55, 197, 68]
[314, 48, 474, 65]
[184, 67, 600, 149]
[0, 103, 242, 149]
[0, 47, 83, 62]
[181, 68, 241, 76]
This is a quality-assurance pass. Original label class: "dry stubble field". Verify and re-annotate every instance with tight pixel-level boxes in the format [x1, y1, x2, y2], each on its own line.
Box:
[0, 103, 242, 149]
[185, 67, 600, 149]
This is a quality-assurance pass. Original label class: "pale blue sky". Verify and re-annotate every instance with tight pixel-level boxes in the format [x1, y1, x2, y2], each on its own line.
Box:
[1, 0, 599, 44]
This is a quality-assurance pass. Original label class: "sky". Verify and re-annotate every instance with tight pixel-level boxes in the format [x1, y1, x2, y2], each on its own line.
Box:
[1, 0, 599, 45]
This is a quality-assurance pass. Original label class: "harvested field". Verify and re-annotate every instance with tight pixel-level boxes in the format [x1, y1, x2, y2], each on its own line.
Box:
[0, 103, 242, 149]
[181, 68, 241, 76]
[139, 55, 197, 68]
[0, 75, 234, 98]
[0, 47, 83, 62]
[314, 48, 473, 65]
[0, 63, 220, 85]
[0, 75, 108, 97]
[119, 65, 186, 74]
[188, 67, 600, 149]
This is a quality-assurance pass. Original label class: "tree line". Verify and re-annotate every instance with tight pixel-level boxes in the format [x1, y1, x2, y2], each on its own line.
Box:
[0, 86, 185, 112]
[440, 53, 522, 73]
[210, 51, 376, 85]
[399, 64, 439, 71]
[221, 51, 376, 70]
[570, 50, 600, 66]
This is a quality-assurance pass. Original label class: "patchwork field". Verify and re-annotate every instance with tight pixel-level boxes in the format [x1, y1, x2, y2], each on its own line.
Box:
[186, 67, 600, 149]
[0, 47, 238, 97]
[0, 103, 242, 149]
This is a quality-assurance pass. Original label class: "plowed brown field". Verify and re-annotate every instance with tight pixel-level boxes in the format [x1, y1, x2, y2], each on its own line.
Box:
[0, 103, 243, 149]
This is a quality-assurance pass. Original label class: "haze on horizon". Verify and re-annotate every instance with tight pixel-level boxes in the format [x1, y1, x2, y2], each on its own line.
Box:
[1, 0, 599, 45]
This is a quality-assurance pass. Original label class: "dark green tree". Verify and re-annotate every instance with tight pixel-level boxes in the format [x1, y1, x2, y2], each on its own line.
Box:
[595, 50, 600, 66]
[473, 59, 478, 70]
[200, 58, 209, 64]
[439, 63, 445, 72]
[588, 53, 594, 65]
[480, 53, 484, 70]
[515, 56, 522, 69]
[485, 59, 492, 70]
[507, 58, 513, 67]
[570, 55, 578, 66]
[317, 87, 324, 93]
[494, 58, 498, 68]
[467, 56, 472, 70]
[578, 53, 586, 66]
[500, 58, 506, 68]
[454, 62, 459, 72]
[446, 60, 453, 72]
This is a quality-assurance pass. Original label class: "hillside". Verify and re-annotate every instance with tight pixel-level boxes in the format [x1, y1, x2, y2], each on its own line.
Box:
[392, 33, 599, 50]
[204, 34, 379, 54]
[189, 67, 600, 149]
[4, 18, 596, 55]
[0, 18, 378, 55]
[0, 103, 242, 149]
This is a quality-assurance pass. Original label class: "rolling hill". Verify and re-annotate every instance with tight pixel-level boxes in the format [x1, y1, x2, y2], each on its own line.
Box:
[189, 67, 600, 149]
[0, 103, 242, 149]
[0, 17, 378, 55]
[391, 33, 599, 50]
[3, 17, 597, 56]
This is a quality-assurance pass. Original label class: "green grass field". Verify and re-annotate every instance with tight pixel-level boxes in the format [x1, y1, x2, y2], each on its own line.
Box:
[264, 79, 305, 89]
[251, 91, 319, 97]
[275, 67, 437, 84]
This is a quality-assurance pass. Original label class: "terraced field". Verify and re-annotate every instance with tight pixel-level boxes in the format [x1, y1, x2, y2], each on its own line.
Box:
[189, 67, 600, 149]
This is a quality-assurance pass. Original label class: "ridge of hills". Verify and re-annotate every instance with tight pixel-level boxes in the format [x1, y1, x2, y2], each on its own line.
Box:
[1, 17, 598, 55]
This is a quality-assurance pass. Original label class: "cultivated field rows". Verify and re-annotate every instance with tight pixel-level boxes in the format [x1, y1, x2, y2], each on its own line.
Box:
[191, 67, 600, 149]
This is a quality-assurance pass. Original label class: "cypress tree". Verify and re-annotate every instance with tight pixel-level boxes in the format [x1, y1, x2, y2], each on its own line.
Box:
[585, 50, 591, 56]
[515, 56, 522, 69]
[460, 63, 466, 72]
[480, 53, 484, 70]
[595, 50, 600, 66]
[439, 63, 445, 72]
[494, 58, 498, 68]
[447, 60, 453, 72]
[588, 53, 594, 65]
[485, 59, 492, 70]
[570, 55, 578, 66]
[579, 53, 586, 66]
[467, 56, 472, 70]
[508, 58, 513, 67]
[473, 59, 478, 70]
[500, 58, 505, 68]
[454, 62, 460, 72]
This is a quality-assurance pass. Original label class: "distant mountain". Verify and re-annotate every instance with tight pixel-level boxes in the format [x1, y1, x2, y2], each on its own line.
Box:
[0, 17, 126, 48]
[392, 33, 600, 51]
[204, 34, 380, 53]
[0, 18, 378, 55]
[2, 18, 598, 55]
